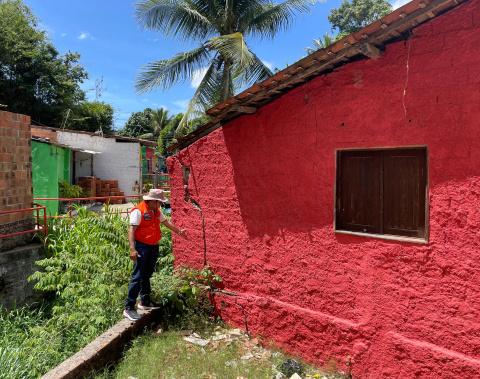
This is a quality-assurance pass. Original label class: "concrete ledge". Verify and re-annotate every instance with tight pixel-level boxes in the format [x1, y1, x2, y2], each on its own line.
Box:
[41, 308, 161, 379]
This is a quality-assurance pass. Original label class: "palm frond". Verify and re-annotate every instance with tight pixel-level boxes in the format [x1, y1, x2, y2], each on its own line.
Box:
[176, 57, 225, 134]
[206, 32, 254, 68]
[135, 45, 211, 93]
[242, 0, 321, 40]
[232, 51, 273, 89]
[138, 132, 155, 140]
[150, 107, 172, 132]
[134, 0, 216, 42]
[302, 32, 334, 54]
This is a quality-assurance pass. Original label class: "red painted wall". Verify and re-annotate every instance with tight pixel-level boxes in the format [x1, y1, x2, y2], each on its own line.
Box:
[168, 1, 480, 377]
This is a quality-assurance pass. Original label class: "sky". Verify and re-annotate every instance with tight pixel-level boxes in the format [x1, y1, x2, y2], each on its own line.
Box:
[24, 0, 408, 130]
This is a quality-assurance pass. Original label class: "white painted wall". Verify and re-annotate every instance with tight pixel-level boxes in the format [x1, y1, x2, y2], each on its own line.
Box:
[57, 132, 140, 196]
[74, 152, 93, 179]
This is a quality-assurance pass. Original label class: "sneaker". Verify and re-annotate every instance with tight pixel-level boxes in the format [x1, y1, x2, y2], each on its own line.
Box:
[123, 308, 141, 321]
[138, 300, 161, 310]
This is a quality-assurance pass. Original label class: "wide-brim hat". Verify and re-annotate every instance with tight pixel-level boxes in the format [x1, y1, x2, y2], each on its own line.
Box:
[143, 189, 169, 202]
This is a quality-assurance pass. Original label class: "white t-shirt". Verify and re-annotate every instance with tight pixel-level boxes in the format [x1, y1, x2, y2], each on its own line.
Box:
[130, 209, 167, 226]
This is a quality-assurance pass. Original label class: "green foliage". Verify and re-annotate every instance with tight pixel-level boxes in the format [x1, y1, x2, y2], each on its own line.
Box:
[150, 263, 222, 328]
[134, 0, 321, 132]
[0, 0, 116, 131]
[328, 0, 392, 36]
[0, 204, 222, 377]
[139, 107, 173, 140]
[0, 0, 88, 127]
[67, 101, 115, 134]
[176, 263, 223, 288]
[303, 32, 335, 55]
[58, 179, 83, 198]
[157, 113, 207, 156]
[117, 107, 155, 138]
[0, 303, 62, 379]
[158, 217, 174, 274]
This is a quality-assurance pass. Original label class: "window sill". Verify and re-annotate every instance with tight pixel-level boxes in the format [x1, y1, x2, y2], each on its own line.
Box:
[335, 230, 428, 244]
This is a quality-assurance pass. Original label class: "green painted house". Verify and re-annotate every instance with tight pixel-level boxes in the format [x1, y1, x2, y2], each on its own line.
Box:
[31, 139, 70, 215]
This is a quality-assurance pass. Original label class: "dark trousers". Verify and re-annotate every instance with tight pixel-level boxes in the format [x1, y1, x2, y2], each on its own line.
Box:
[125, 240, 159, 309]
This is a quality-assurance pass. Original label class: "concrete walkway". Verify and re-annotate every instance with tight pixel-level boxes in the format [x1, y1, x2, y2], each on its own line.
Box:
[87, 201, 136, 215]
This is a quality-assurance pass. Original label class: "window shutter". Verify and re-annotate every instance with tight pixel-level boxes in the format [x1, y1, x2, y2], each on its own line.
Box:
[383, 149, 427, 238]
[338, 151, 381, 233]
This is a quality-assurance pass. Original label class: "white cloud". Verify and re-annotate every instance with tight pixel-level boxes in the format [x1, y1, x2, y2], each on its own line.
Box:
[171, 99, 190, 110]
[61, 33, 67, 37]
[190, 67, 208, 88]
[262, 60, 274, 71]
[78, 32, 92, 40]
[391, 0, 410, 10]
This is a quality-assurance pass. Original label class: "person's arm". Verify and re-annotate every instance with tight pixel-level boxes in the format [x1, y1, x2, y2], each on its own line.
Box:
[129, 225, 141, 262]
[162, 220, 188, 239]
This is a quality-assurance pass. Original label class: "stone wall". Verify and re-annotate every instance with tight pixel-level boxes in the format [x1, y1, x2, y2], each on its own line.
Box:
[0, 244, 45, 310]
[0, 111, 34, 250]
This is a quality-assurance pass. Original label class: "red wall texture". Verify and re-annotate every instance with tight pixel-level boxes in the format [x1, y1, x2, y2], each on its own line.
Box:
[168, 1, 480, 377]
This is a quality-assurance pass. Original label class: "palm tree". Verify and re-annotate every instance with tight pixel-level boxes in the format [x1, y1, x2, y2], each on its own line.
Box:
[303, 32, 334, 55]
[138, 107, 173, 140]
[134, 0, 321, 132]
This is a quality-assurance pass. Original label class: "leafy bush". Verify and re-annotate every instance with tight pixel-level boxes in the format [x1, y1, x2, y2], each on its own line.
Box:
[58, 179, 83, 198]
[0, 205, 222, 378]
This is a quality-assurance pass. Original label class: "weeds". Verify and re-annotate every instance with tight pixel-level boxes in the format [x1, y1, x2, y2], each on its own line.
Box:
[92, 325, 347, 379]
[2, 204, 223, 378]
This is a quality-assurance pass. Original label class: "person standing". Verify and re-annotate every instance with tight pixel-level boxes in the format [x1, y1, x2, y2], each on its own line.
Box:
[124, 188, 187, 321]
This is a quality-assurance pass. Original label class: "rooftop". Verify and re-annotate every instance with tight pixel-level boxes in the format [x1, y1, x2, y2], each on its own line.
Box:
[31, 124, 158, 147]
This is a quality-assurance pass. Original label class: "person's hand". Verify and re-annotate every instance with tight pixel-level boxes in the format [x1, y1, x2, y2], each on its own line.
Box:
[178, 229, 188, 240]
[130, 249, 141, 262]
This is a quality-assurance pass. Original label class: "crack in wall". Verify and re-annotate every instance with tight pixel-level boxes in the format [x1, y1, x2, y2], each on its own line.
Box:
[215, 289, 250, 336]
[303, 86, 319, 171]
[173, 155, 207, 266]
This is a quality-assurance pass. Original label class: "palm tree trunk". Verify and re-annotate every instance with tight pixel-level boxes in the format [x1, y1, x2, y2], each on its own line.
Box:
[220, 0, 234, 103]
[225, 0, 233, 30]
[220, 58, 231, 102]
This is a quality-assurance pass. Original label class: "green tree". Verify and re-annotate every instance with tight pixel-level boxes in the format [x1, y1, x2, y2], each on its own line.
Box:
[117, 108, 154, 138]
[303, 32, 334, 55]
[67, 101, 115, 134]
[0, 0, 89, 127]
[134, 0, 321, 131]
[139, 107, 172, 140]
[156, 113, 208, 156]
[328, 0, 392, 39]
[157, 113, 182, 156]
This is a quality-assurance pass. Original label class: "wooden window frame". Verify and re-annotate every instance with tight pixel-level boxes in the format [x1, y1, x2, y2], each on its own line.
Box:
[335, 146, 429, 243]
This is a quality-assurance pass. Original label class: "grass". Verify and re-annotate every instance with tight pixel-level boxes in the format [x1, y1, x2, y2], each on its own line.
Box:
[93, 322, 350, 379]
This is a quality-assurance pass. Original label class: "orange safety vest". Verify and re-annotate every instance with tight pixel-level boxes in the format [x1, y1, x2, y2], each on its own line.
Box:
[131, 201, 162, 245]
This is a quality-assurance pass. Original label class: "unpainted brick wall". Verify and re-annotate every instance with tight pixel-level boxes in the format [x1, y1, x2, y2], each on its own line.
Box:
[0, 111, 34, 250]
[30, 125, 58, 142]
